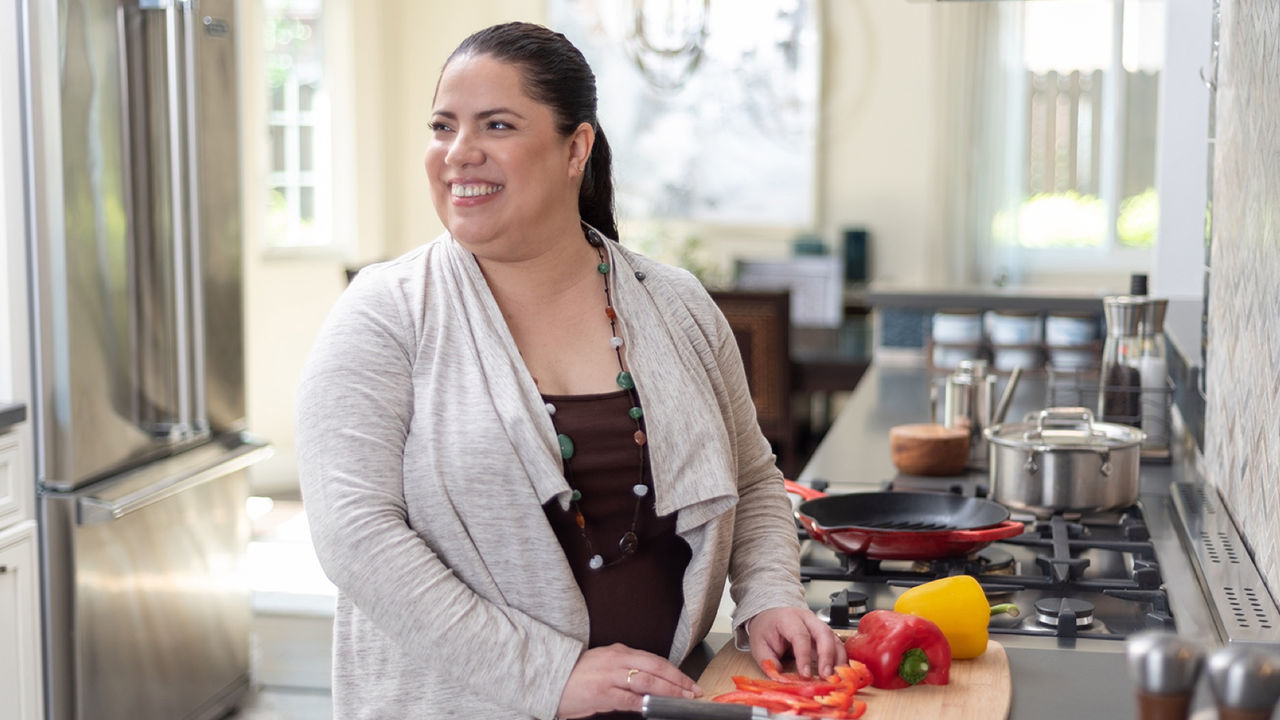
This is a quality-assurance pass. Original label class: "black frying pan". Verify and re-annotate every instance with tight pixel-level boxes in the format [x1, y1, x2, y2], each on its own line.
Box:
[784, 482, 1026, 559]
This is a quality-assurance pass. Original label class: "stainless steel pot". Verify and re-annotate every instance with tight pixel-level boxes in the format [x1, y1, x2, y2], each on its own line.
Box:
[985, 407, 1145, 517]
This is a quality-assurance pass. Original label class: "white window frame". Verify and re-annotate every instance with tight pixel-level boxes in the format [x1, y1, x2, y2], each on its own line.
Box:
[997, 0, 1161, 277]
[243, 0, 356, 258]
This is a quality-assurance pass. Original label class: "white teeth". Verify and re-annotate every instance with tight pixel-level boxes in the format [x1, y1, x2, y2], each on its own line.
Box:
[451, 183, 502, 198]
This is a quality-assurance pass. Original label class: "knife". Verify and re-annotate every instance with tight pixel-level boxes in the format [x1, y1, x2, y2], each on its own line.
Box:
[641, 694, 781, 719]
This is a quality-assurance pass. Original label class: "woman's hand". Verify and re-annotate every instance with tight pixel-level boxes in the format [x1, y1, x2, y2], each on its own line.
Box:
[556, 643, 702, 718]
[746, 606, 848, 679]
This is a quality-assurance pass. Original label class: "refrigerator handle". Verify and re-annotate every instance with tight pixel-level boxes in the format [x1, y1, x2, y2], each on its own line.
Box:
[126, 0, 201, 441]
[77, 441, 272, 525]
[160, 0, 195, 436]
[179, 0, 209, 431]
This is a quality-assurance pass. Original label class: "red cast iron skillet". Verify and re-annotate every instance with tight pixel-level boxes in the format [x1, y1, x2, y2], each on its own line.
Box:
[784, 480, 1026, 560]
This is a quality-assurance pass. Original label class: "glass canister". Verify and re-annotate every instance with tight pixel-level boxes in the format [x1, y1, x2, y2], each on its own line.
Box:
[941, 359, 997, 469]
[1099, 295, 1169, 450]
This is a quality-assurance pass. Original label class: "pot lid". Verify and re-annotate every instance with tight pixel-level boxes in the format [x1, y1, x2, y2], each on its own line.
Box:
[986, 406, 1144, 451]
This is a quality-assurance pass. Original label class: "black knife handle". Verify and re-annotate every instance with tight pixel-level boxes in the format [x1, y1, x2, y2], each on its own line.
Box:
[641, 695, 764, 719]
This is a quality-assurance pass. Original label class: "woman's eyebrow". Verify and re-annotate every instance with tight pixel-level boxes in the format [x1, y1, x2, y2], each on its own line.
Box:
[431, 107, 527, 120]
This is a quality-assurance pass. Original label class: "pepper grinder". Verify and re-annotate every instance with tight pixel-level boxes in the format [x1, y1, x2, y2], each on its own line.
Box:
[1205, 644, 1280, 720]
[1125, 630, 1205, 720]
[1100, 273, 1168, 445]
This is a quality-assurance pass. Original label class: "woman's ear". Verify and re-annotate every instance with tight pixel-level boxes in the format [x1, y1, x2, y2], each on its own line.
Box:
[568, 121, 595, 177]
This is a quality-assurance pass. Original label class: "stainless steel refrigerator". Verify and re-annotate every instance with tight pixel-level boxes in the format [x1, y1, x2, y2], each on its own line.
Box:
[19, 0, 271, 718]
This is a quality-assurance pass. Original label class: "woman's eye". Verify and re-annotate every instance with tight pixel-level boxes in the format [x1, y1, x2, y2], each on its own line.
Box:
[489, 120, 514, 131]
[429, 121, 452, 133]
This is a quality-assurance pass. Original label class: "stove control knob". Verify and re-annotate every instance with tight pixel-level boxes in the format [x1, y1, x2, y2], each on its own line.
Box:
[1125, 630, 1205, 720]
[1205, 644, 1280, 720]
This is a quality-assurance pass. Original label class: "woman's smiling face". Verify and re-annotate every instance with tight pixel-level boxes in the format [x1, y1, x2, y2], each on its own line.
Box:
[426, 53, 590, 258]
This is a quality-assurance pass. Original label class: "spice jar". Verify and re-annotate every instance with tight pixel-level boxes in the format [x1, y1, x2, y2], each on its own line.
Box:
[1125, 630, 1205, 720]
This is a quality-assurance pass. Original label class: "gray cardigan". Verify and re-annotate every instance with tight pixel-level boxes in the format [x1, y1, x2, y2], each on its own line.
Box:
[296, 233, 806, 719]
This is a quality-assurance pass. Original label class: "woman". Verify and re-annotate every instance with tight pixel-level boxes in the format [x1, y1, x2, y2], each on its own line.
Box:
[296, 21, 842, 720]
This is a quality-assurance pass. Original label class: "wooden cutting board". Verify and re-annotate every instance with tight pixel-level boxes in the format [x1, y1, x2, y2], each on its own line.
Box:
[697, 636, 1011, 720]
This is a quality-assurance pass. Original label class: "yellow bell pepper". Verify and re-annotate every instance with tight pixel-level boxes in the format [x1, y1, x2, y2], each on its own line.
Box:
[893, 575, 1019, 659]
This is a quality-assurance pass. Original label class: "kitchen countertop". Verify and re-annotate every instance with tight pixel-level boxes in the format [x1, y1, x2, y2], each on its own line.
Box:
[785, 364, 1224, 719]
[0, 402, 26, 433]
[865, 283, 1112, 313]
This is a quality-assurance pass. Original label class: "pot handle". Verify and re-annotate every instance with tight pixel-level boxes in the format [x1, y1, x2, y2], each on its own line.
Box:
[1024, 406, 1101, 441]
[946, 520, 1027, 542]
[783, 478, 828, 501]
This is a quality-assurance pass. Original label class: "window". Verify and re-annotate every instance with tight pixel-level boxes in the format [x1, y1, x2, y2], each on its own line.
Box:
[991, 0, 1164, 275]
[263, 0, 331, 248]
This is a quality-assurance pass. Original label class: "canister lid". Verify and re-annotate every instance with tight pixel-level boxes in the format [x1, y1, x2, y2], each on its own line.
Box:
[1130, 273, 1149, 296]
[1103, 295, 1169, 336]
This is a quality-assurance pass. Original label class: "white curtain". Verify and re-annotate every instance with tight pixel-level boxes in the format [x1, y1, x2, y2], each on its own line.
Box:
[933, 3, 1023, 286]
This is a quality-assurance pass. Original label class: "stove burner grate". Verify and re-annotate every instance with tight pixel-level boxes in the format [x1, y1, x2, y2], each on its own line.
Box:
[1035, 597, 1095, 627]
[801, 501, 1175, 641]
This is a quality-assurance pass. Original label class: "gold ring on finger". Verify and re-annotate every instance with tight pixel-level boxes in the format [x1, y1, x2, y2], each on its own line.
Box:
[627, 668, 640, 688]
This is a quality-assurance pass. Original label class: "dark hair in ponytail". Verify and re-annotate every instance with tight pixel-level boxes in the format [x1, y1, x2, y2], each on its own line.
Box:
[444, 22, 618, 239]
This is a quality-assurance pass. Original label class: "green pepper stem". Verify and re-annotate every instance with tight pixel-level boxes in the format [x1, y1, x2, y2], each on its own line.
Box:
[990, 603, 1020, 618]
[898, 647, 930, 685]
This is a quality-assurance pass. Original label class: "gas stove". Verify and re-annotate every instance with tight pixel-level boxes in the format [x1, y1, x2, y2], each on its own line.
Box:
[798, 466, 1280, 647]
[780, 366, 1280, 718]
[800, 500, 1176, 641]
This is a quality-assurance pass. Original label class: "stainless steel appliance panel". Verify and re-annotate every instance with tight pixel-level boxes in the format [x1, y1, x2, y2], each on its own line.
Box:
[40, 439, 269, 720]
[28, 0, 165, 491]
[28, 0, 246, 494]
[23, 0, 261, 716]
[191, 0, 246, 434]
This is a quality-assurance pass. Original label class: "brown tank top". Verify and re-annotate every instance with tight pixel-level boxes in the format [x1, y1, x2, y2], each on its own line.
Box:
[542, 390, 692, 719]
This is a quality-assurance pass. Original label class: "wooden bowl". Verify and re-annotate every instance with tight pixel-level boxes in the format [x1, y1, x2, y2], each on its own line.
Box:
[889, 423, 971, 476]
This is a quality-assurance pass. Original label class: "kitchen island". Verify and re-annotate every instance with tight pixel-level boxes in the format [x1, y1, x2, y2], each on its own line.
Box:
[780, 363, 1225, 720]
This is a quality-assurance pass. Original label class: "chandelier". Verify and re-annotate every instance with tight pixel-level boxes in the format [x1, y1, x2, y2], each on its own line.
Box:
[616, 0, 711, 91]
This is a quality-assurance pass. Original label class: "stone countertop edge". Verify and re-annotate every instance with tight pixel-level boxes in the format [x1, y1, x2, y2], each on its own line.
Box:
[0, 402, 26, 433]
[864, 284, 1110, 313]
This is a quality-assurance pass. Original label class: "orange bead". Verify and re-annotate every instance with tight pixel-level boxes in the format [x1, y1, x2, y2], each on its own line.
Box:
[633, 430, 647, 446]
[605, 306, 617, 320]
[574, 511, 586, 529]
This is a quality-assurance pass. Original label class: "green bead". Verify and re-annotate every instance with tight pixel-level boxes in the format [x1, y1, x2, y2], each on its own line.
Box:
[557, 433, 575, 460]
[616, 371, 634, 390]
[571, 489, 582, 502]
[629, 406, 643, 420]
[597, 262, 611, 274]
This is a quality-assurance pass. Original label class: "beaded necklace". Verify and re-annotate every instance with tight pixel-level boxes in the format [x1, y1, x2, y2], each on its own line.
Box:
[544, 229, 649, 571]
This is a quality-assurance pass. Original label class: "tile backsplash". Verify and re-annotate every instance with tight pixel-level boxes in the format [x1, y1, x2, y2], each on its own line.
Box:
[1203, 0, 1280, 595]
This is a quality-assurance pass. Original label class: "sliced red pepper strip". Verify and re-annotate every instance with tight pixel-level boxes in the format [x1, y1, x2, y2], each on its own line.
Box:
[806, 700, 868, 720]
[732, 676, 841, 698]
[814, 689, 853, 711]
[711, 691, 792, 714]
[761, 658, 788, 682]
[804, 707, 867, 720]
[760, 658, 819, 684]
[837, 661, 873, 690]
[715, 689, 824, 711]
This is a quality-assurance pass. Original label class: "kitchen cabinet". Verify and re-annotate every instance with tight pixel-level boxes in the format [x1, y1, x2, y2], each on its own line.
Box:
[0, 430, 26, 529]
[2, 7, 42, 713]
[0, 520, 42, 720]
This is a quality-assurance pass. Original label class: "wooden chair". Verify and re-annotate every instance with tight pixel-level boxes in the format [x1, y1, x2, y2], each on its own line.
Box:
[709, 290, 798, 476]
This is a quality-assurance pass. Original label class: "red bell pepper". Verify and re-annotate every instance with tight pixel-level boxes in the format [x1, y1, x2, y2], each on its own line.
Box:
[844, 610, 951, 689]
